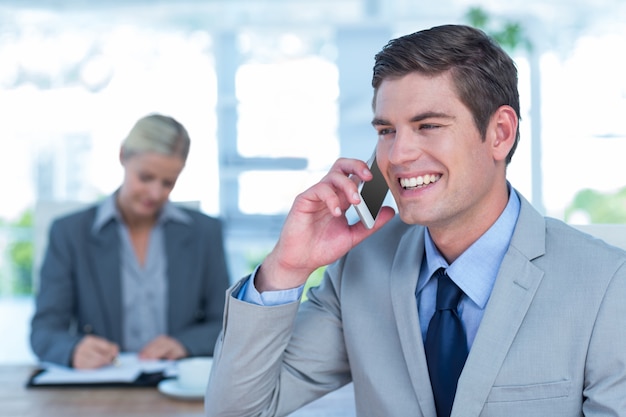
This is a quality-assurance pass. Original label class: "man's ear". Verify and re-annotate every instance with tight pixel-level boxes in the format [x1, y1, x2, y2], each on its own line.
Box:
[489, 105, 518, 162]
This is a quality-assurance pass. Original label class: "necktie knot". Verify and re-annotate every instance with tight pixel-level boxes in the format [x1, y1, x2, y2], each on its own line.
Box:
[435, 268, 463, 311]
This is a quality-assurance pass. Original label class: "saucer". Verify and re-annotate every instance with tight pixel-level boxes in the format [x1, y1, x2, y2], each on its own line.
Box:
[158, 379, 205, 400]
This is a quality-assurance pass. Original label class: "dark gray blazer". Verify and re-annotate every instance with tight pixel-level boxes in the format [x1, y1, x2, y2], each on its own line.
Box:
[30, 204, 230, 366]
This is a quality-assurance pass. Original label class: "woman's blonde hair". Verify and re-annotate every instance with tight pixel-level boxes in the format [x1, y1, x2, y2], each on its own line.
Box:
[121, 113, 190, 162]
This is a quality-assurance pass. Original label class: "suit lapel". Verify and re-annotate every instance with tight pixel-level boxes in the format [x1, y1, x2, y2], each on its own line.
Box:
[390, 225, 438, 417]
[87, 214, 195, 343]
[452, 197, 547, 417]
[88, 220, 123, 342]
[164, 221, 194, 329]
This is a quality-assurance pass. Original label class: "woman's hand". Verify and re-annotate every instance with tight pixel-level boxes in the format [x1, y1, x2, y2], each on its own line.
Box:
[139, 335, 187, 361]
[72, 335, 120, 369]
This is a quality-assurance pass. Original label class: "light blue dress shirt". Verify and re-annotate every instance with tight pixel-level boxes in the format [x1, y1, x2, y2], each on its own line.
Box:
[92, 193, 192, 351]
[239, 265, 304, 306]
[241, 187, 520, 353]
[416, 188, 520, 348]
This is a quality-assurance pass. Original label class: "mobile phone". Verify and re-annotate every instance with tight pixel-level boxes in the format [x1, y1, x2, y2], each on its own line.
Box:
[353, 151, 389, 229]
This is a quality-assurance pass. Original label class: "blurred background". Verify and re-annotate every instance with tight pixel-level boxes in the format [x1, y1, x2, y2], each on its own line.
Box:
[1, 0, 625, 364]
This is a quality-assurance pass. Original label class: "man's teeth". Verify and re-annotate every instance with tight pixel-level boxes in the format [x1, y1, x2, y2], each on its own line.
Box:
[400, 174, 441, 189]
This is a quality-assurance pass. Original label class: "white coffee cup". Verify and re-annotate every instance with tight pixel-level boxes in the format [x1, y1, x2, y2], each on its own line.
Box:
[177, 357, 213, 392]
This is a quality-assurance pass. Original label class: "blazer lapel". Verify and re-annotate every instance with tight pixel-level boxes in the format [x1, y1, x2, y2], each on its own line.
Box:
[88, 220, 123, 342]
[164, 221, 194, 329]
[452, 196, 547, 417]
[390, 225, 438, 417]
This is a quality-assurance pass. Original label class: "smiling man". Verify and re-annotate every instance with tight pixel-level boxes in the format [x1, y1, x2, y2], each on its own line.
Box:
[205, 25, 626, 417]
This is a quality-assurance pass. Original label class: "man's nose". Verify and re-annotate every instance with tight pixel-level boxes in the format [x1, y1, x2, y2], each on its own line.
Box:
[388, 128, 423, 165]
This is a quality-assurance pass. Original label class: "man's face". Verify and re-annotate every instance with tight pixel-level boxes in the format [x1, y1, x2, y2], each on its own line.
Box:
[118, 152, 185, 220]
[373, 71, 506, 232]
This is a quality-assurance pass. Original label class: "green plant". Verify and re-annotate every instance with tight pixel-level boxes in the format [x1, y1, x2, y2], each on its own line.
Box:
[565, 187, 626, 224]
[465, 6, 532, 53]
[7, 209, 34, 295]
[301, 266, 326, 302]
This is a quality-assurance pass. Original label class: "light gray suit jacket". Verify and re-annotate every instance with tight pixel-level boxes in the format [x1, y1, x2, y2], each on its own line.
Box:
[205, 195, 626, 417]
[30, 204, 230, 366]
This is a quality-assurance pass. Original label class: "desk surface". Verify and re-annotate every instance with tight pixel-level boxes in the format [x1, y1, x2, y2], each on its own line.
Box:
[1, 365, 355, 417]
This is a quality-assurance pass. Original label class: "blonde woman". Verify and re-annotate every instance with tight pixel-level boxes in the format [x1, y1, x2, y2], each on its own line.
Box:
[31, 114, 229, 369]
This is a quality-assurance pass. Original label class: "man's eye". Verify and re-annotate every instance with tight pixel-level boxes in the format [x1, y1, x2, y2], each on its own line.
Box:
[378, 128, 395, 136]
[420, 124, 440, 130]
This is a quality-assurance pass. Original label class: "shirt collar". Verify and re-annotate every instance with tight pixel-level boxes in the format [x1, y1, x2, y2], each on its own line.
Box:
[92, 192, 193, 234]
[421, 186, 521, 308]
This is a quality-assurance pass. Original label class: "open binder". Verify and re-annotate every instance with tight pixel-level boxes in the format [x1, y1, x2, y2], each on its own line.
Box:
[26, 353, 175, 388]
[26, 369, 168, 388]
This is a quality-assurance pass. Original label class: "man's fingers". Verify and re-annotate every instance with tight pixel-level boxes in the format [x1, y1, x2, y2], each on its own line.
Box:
[304, 160, 372, 216]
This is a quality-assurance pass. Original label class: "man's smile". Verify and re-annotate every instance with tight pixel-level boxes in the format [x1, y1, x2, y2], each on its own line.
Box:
[399, 174, 441, 190]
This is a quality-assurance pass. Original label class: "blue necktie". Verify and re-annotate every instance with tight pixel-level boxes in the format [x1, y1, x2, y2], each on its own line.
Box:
[425, 268, 468, 417]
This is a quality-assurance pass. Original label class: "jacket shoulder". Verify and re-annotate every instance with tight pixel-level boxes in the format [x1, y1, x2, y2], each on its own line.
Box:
[356, 215, 419, 248]
[545, 218, 626, 257]
[49, 205, 98, 231]
[178, 207, 223, 229]
[345, 215, 422, 267]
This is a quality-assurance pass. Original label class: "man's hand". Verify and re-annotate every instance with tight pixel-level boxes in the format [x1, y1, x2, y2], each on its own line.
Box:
[72, 335, 119, 369]
[256, 157, 395, 292]
[139, 335, 187, 360]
